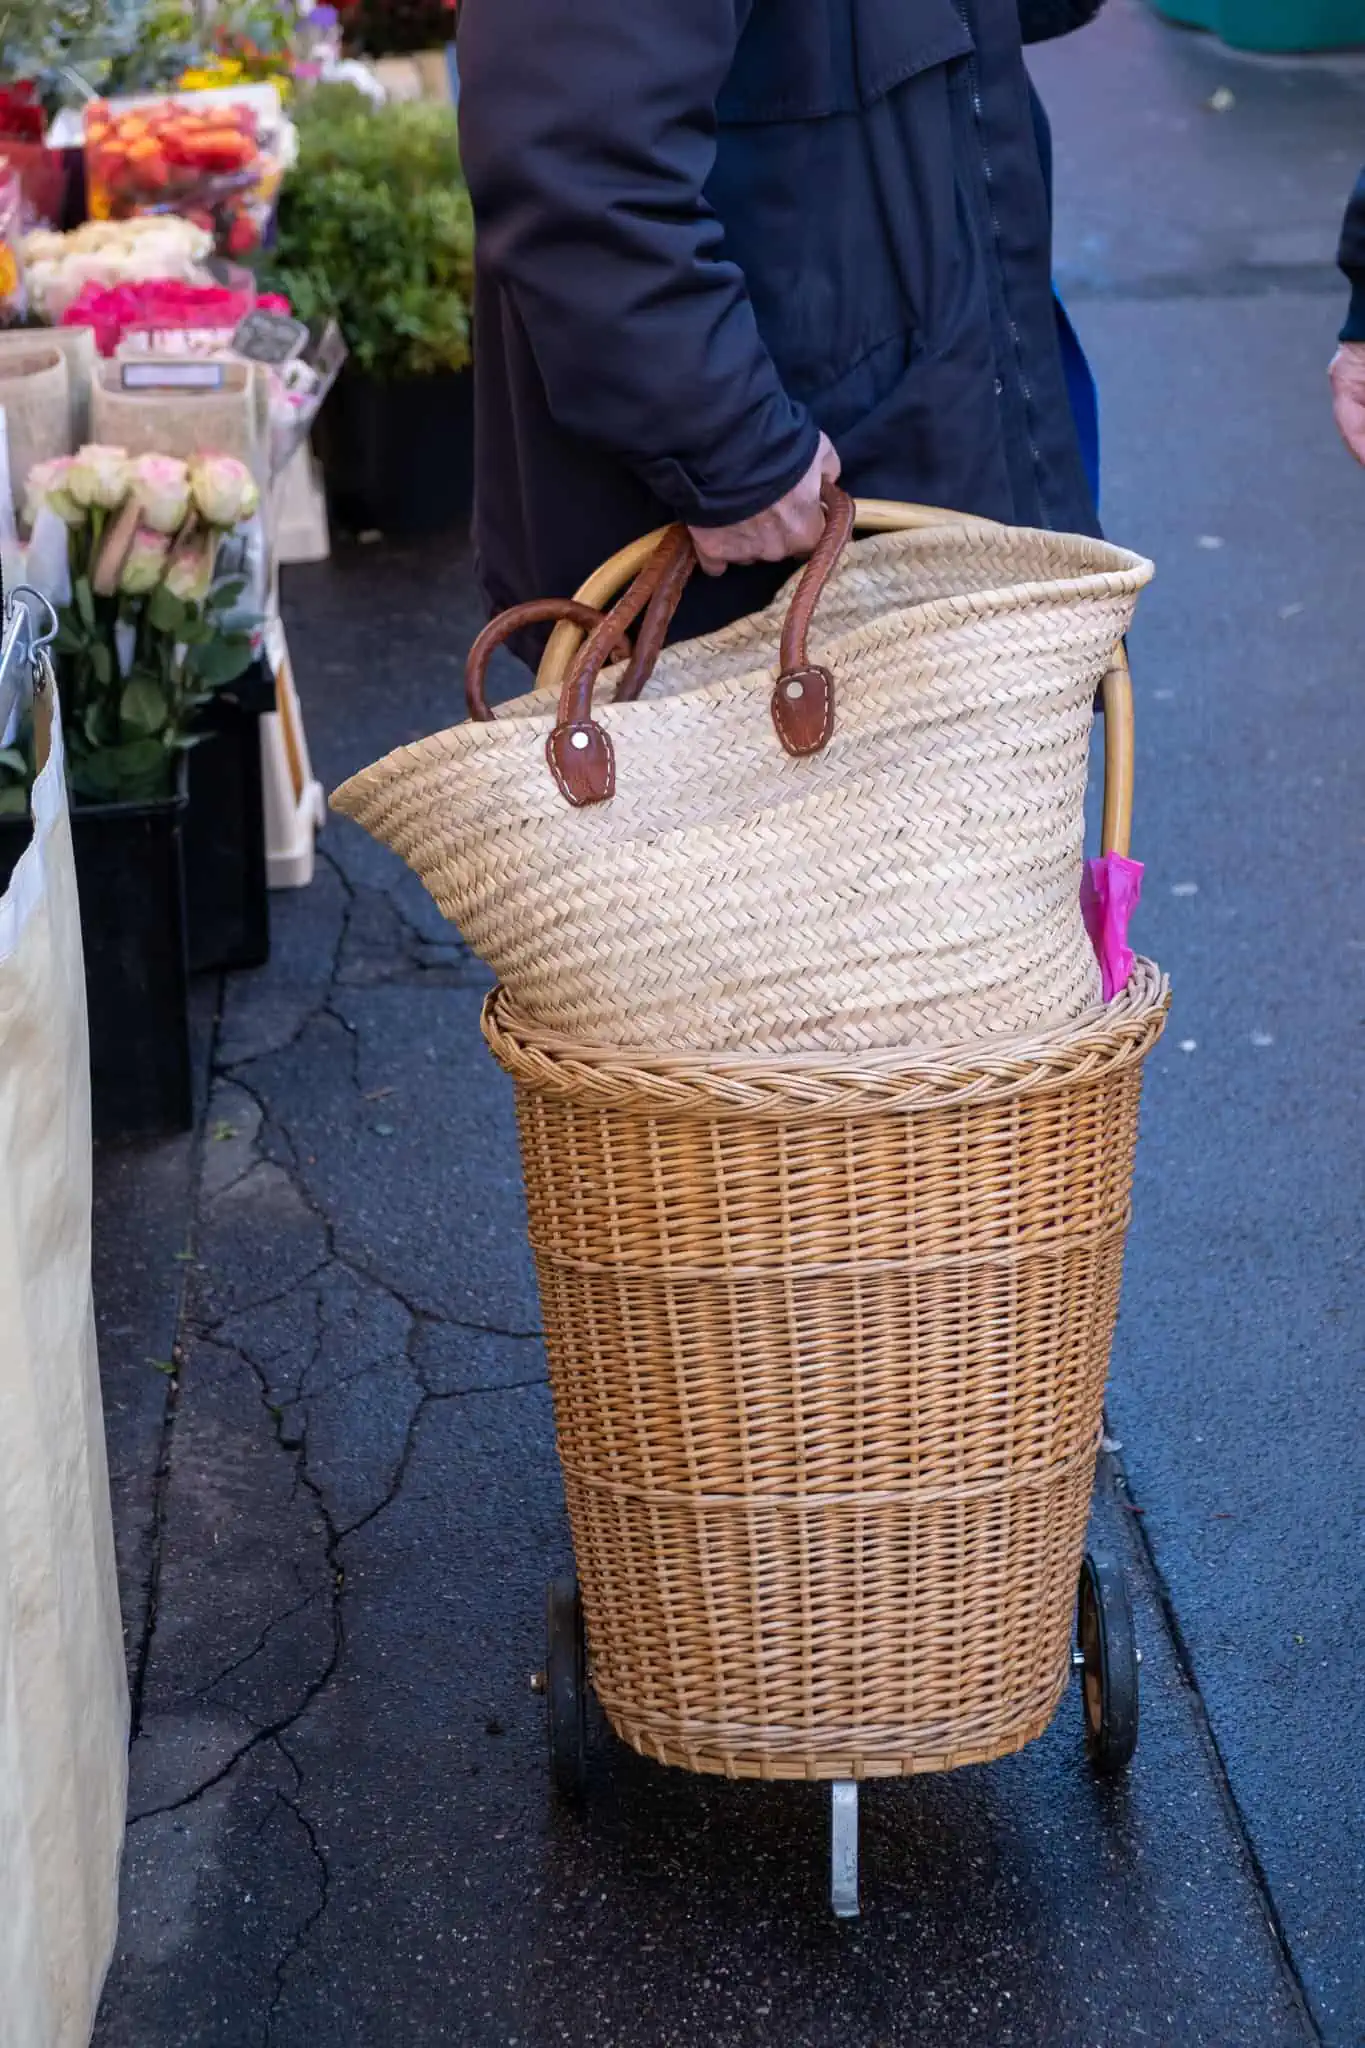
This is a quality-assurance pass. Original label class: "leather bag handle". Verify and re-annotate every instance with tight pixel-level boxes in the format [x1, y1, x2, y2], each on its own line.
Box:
[534, 493, 1135, 853]
[766, 480, 856, 758]
[546, 483, 860, 804]
[546, 524, 696, 806]
[465, 599, 634, 723]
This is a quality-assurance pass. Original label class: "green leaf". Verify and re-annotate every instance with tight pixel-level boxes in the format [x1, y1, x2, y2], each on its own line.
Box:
[89, 640, 113, 687]
[120, 675, 168, 737]
[148, 585, 190, 637]
[74, 577, 95, 630]
[54, 618, 88, 655]
[211, 576, 247, 609]
[0, 785, 28, 816]
[0, 746, 28, 777]
[112, 737, 170, 774]
[191, 635, 255, 688]
[69, 753, 123, 802]
[71, 737, 171, 805]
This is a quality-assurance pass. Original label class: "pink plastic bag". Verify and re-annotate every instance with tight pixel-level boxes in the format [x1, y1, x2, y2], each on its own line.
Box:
[1080, 853, 1143, 1002]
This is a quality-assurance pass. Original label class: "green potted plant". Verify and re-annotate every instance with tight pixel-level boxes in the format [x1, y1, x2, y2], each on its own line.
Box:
[0, 442, 261, 1137]
[1145, 0, 1365, 49]
[264, 84, 475, 534]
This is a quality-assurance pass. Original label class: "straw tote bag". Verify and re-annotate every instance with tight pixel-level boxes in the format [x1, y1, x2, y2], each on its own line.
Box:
[333, 489, 1152, 1053]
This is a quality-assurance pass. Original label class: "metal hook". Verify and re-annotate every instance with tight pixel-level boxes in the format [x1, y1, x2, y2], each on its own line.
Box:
[0, 584, 60, 744]
[9, 585, 58, 652]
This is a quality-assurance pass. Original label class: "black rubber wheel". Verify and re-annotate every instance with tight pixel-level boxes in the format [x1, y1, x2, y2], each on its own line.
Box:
[546, 1576, 587, 1803]
[1077, 1552, 1140, 1775]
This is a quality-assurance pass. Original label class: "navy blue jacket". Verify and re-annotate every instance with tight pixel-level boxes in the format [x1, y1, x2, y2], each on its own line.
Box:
[1339, 169, 1365, 341]
[458, 0, 1100, 638]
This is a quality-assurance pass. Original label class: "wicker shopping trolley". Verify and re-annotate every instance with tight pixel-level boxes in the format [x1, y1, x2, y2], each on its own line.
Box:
[334, 494, 1169, 1914]
[482, 502, 1170, 1916]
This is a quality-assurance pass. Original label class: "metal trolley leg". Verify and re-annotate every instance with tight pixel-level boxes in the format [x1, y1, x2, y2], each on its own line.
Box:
[830, 1781, 860, 1918]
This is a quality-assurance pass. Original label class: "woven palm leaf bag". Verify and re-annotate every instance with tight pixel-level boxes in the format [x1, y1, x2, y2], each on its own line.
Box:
[333, 490, 1152, 1053]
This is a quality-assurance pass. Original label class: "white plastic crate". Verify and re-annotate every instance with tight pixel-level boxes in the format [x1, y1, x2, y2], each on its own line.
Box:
[272, 445, 330, 566]
[260, 610, 325, 889]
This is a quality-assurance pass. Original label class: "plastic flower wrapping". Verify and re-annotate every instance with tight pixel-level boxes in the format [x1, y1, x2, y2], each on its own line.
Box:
[82, 86, 297, 256]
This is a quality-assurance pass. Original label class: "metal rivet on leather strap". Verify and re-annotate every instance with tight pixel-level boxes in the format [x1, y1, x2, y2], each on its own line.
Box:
[770, 664, 835, 758]
[570, 730, 591, 750]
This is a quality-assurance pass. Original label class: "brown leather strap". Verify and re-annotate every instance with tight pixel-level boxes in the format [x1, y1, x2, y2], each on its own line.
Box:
[465, 599, 630, 723]
[771, 481, 856, 756]
[557, 525, 693, 726]
[777, 481, 857, 677]
[771, 665, 835, 758]
[548, 526, 695, 805]
[612, 526, 697, 702]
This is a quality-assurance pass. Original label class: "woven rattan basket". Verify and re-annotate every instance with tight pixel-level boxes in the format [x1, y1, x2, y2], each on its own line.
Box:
[484, 963, 1169, 1780]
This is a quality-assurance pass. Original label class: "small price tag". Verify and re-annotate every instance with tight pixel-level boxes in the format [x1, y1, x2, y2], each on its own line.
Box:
[121, 360, 227, 391]
[232, 310, 310, 365]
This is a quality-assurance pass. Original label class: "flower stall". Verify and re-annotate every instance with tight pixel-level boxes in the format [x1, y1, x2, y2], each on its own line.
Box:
[0, 0, 473, 1140]
[0, 442, 263, 1134]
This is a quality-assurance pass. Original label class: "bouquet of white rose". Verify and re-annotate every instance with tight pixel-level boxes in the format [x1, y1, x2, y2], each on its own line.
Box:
[1, 441, 262, 808]
[21, 217, 215, 325]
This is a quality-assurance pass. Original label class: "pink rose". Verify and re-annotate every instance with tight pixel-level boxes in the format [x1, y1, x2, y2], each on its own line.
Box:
[119, 527, 171, 596]
[130, 452, 192, 534]
[164, 531, 215, 603]
[189, 452, 259, 528]
[24, 455, 84, 530]
[67, 443, 131, 510]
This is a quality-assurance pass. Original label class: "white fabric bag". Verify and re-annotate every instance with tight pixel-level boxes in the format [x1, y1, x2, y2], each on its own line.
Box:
[0, 682, 128, 2048]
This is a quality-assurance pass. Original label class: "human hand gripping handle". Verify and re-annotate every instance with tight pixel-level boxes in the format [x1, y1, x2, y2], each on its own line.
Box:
[1329, 342, 1365, 465]
[687, 434, 843, 575]
[546, 480, 857, 804]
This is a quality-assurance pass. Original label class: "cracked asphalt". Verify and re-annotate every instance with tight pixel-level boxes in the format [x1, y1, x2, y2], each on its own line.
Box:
[89, 6, 1361, 2043]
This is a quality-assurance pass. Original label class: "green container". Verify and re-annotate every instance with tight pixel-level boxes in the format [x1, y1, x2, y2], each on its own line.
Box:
[1148, 0, 1365, 48]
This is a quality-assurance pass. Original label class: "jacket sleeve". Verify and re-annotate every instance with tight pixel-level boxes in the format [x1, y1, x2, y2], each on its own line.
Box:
[455, 0, 820, 526]
[1339, 169, 1365, 342]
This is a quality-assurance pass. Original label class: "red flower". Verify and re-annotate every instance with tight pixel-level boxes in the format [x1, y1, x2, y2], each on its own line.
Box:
[0, 83, 45, 143]
[62, 278, 293, 356]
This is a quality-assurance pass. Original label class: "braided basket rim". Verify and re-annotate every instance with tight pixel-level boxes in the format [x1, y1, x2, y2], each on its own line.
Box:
[482, 958, 1171, 1119]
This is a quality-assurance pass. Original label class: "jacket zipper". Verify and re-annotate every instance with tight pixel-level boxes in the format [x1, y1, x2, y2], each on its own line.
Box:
[954, 0, 1046, 497]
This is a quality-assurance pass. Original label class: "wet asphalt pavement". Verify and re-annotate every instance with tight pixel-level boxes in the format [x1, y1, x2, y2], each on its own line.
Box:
[91, 4, 1361, 2042]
